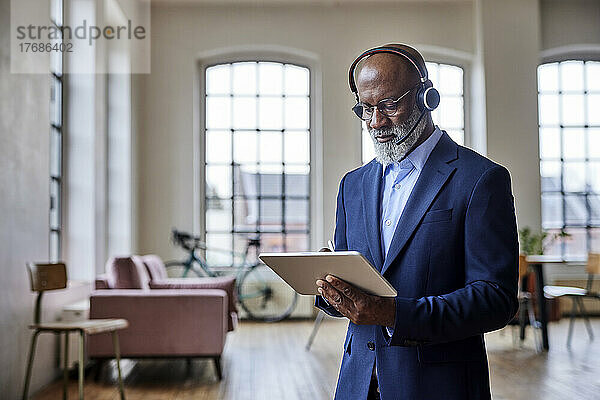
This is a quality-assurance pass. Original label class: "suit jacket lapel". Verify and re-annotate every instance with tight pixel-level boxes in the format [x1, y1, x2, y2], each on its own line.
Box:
[380, 132, 458, 276]
[362, 160, 384, 270]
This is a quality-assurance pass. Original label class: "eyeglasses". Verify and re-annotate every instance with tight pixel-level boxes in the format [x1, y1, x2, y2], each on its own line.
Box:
[352, 84, 419, 121]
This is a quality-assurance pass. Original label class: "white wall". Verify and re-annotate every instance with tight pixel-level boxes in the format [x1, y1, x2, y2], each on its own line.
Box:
[0, 0, 90, 397]
[137, 2, 474, 259]
[541, 0, 600, 52]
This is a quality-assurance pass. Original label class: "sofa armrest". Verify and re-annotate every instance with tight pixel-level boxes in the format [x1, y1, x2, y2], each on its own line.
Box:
[88, 289, 228, 358]
[95, 274, 112, 289]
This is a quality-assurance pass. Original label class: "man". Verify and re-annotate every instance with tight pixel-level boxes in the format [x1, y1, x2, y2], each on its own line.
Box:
[315, 44, 519, 400]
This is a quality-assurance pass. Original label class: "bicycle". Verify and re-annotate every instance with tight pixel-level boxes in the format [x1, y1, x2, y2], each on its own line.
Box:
[165, 229, 298, 322]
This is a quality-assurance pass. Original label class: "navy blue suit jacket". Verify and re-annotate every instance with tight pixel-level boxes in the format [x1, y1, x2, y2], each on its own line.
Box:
[316, 131, 519, 400]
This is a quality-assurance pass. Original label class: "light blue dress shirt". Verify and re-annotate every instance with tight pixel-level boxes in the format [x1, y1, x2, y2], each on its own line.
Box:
[381, 126, 443, 334]
[380, 126, 443, 259]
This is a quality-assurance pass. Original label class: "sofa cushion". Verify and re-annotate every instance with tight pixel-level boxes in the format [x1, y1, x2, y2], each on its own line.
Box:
[108, 256, 151, 290]
[150, 276, 238, 331]
[140, 254, 169, 281]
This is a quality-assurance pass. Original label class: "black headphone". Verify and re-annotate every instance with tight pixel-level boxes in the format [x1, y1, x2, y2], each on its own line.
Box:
[348, 45, 440, 113]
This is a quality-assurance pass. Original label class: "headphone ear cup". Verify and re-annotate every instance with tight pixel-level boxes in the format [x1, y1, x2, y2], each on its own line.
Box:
[416, 80, 440, 112]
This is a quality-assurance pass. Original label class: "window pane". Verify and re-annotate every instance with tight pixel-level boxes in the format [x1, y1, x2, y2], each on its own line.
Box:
[438, 64, 463, 95]
[206, 201, 232, 231]
[285, 233, 309, 251]
[260, 233, 285, 253]
[542, 193, 563, 228]
[425, 62, 439, 86]
[206, 165, 232, 198]
[591, 228, 600, 253]
[259, 131, 282, 163]
[234, 197, 257, 229]
[284, 131, 309, 164]
[50, 231, 60, 262]
[586, 94, 600, 126]
[590, 196, 600, 225]
[206, 233, 233, 266]
[543, 228, 563, 256]
[538, 94, 559, 126]
[540, 161, 561, 192]
[232, 62, 256, 95]
[560, 61, 584, 92]
[206, 96, 231, 129]
[563, 162, 586, 192]
[589, 162, 600, 193]
[285, 169, 310, 197]
[562, 128, 585, 160]
[284, 97, 309, 129]
[259, 166, 283, 197]
[589, 129, 600, 158]
[233, 131, 258, 164]
[50, 76, 62, 127]
[538, 63, 558, 92]
[50, 179, 60, 230]
[586, 61, 600, 92]
[285, 199, 309, 228]
[564, 195, 587, 225]
[206, 64, 230, 95]
[439, 97, 463, 129]
[539, 127, 560, 159]
[206, 130, 231, 164]
[233, 97, 257, 129]
[259, 62, 283, 95]
[260, 199, 282, 229]
[235, 165, 258, 197]
[561, 94, 585, 126]
[564, 228, 587, 258]
[258, 97, 283, 130]
[50, 128, 62, 177]
[285, 64, 309, 96]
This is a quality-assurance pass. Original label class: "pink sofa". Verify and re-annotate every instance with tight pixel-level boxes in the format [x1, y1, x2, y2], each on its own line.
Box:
[89, 256, 238, 379]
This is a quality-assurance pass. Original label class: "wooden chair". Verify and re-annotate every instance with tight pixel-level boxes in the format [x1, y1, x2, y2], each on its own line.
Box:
[22, 263, 128, 400]
[544, 253, 600, 347]
[512, 254, 541, 352]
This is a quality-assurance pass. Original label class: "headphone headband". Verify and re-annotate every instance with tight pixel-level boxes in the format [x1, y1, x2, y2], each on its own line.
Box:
[348, 45, 439, 113]
[348, 46, 429, 94]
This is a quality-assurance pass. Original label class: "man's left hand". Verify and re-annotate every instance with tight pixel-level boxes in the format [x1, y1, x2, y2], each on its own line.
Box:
[316, 275, 395, 327]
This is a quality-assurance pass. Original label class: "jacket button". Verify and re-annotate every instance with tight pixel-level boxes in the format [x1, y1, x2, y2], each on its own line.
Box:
[367, 341, 375, 351]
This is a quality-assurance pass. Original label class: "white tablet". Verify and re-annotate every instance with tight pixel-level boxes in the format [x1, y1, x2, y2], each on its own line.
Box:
[258, 251, 397, 297]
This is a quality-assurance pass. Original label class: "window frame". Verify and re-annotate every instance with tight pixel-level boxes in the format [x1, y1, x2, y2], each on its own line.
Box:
[49, 0, 64, 262]
[200, 58, 316, 265]
[537, 56, 600, 260]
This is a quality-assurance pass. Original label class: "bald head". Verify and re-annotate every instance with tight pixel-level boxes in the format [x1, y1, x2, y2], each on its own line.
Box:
[355, 44, 424, 100]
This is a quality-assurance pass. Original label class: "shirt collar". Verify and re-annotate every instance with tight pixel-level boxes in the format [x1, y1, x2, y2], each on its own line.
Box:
[382, 126, 443, 176]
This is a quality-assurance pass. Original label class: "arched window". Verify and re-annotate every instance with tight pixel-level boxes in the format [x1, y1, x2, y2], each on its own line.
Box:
[538, 60, 600, 258]
[204, 61, 311, 266]
[362, 62, 465, 164]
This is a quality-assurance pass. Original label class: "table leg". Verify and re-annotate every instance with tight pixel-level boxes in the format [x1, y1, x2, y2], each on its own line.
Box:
[532, 263, 549, 350]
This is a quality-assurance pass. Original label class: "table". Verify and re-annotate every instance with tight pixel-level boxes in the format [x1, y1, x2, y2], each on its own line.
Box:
[524, 255, 585, 351]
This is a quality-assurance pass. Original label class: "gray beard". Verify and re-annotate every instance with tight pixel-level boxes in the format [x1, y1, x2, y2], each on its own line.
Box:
[368, 104, 427, 167]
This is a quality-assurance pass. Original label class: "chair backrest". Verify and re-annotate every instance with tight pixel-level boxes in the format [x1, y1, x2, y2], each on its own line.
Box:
[27, 263, 67, 292]
[587, 253, 600, 275]
[518, 254, 528, 280]
[26, 263, 67, 324]
[586, 253, 600, 292]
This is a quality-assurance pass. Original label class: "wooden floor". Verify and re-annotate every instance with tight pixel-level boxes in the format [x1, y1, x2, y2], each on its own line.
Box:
[33, 317, 600, 400]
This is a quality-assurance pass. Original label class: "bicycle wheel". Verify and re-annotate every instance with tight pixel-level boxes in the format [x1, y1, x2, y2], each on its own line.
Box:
[164, 260, 205, 278]
[237, 263, 298, 322]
